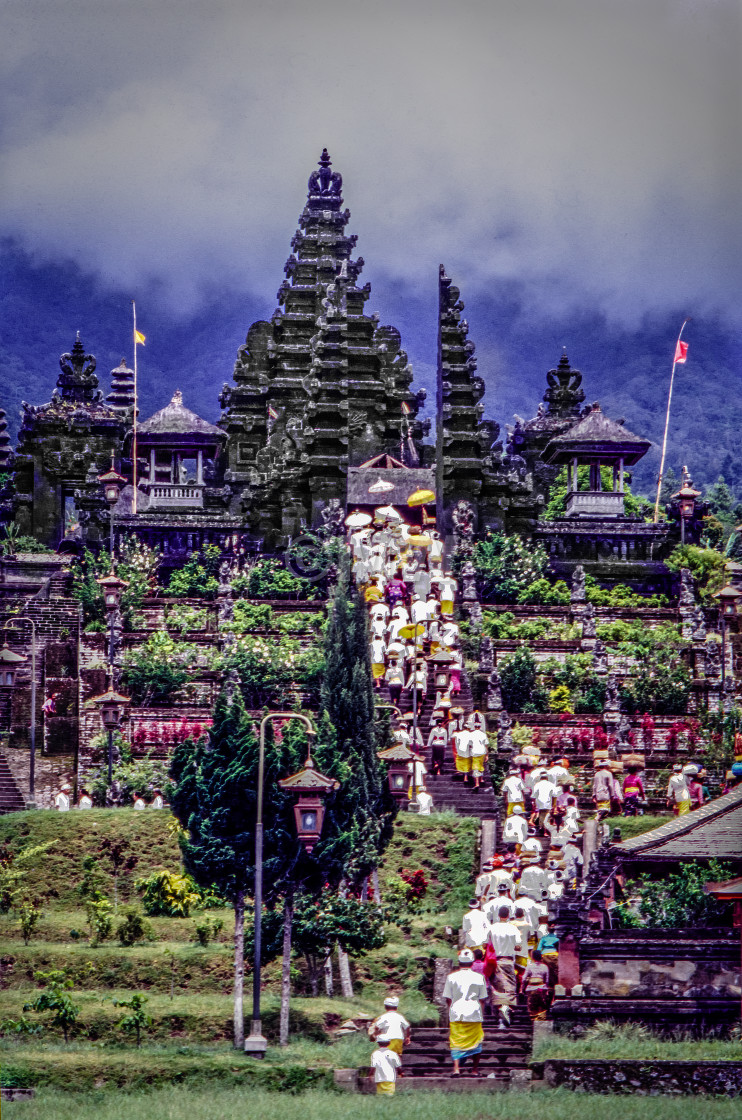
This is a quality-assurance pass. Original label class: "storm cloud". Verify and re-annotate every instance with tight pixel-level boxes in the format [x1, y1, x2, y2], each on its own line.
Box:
[1, 0, 740, 323]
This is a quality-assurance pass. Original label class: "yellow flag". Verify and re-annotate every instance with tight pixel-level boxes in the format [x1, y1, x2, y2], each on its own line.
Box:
[134, 330, 146, 345]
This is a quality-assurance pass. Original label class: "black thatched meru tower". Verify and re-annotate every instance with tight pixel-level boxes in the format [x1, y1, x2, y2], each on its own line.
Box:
[220, 150, 429, 548]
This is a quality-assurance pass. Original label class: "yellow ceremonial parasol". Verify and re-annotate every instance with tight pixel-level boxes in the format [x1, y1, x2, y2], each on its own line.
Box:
[407, 488, 435, 507]
[398, 622, 426, 641]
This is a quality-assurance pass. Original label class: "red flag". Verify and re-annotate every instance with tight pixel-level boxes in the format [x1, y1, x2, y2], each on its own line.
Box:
[674, 340, 688, 364]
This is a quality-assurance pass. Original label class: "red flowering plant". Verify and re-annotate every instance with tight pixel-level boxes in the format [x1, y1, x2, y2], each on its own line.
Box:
[400, 868, 428, 904]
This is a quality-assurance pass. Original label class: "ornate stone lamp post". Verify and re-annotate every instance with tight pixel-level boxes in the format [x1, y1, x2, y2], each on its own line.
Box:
[377, 741, 416, 801]
[91, 686, 131, 784]
[97, 459, 127, 555]
[671, 481, 701, 544]
[245, 712, 335, 1058]
[96, 570, 128, 675]
[0, 641, 26, 688]
[2, 618, 37, 805]
[712, 584, 742, 692]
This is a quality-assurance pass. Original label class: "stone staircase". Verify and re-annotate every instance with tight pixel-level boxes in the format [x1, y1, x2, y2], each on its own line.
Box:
[378, 669, 499, 819]
[0, 752, 27, 813]
[398, 1006, 533, 1088]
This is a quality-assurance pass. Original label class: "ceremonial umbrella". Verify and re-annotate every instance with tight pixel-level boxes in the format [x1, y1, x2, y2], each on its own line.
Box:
[375, 504, 403, 520]
[407, 488, 435, 507]
[368, 478, 395, 495]
[345, 511, 372, 528]
[398, 622, 426, 641]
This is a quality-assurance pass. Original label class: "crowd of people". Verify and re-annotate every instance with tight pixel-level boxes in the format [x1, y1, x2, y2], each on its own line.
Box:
[349, 507, 492, 805]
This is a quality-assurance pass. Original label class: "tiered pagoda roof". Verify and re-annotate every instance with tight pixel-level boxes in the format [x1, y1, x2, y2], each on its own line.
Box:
[220, 149, 428, 543]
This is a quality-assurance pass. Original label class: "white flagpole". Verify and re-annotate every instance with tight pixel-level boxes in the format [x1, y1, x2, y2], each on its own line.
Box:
[132, 301, 138, 515]
[653, 318, 690, 523]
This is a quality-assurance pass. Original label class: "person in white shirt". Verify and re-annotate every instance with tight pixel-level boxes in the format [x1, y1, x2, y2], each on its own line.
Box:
[563, 840, 584, 884]
[474, 859, 498, 901]
[442, 948, 488, 1076]
[413, 568, 432, 601]
[441, 619, 460, 647]
[438, 575, 458, 616]
[519, 860, 548, 902]
[407, 754, 427, 799]
[462, 899, 491, 949]
[488, 905, 522, 1028]
[416, 787, 434, 815]
[411, 597, 428, 626]
[369, 996, 411, 1058]
[466, 709, 486, 732]
[532, 775, 558, 834]
[666, 764, 691, 815]
[501, 770, 526, 815]
[428, 532, 444, 568]
[503, 805, 528, 847]
[55, 787, 71, 812]
[484, 884, 515, 923]
[469, 728, 488, 791]
[453, 728, 472, 781]
[371, 637, 386, 689]
[547, 758, 571, 787]
[370, 1038, 402, 1095]
[515, 893, 542, 936]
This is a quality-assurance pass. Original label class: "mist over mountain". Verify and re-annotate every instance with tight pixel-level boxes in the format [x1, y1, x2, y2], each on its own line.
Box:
[2, 238, 740, 501]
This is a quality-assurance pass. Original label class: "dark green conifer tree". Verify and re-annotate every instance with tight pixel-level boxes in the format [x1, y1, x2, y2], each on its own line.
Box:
[169, 686, 305, 1047]
[313, 567, 394, 887]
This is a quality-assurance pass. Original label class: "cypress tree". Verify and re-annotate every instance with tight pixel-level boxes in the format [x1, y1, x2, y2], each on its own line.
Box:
[169, 687, 306, 1047]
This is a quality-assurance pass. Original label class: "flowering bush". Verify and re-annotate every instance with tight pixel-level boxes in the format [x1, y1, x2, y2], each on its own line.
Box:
[226, 634, 325, 708]
[472, 532, 548, 603]
[166, 544, 221, 599]
[400, 868, 428, 904]
[122, 631, 197, 706]
[72, 537, 161, 628]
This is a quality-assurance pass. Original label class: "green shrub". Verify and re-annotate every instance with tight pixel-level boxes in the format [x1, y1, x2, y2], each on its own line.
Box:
[23, 970, 79, 1042]
[500, 646, 546, 712]
[16, 898, 40, 944]
[136, 869, 201, 918]
[585, 575, 667, 608]
[122, 631, 195, 705]
[193, 917, 224, 947]
[166, 544, 222, 599]
[517, 577, 571, 605]
[85, 898, 114, 945]
[117, 907, 152, 947]
[472, 532, 548, 602]
[234, 558, 318, 600]
[624, 861, 734, 928]
[113, 992, 153, 1048]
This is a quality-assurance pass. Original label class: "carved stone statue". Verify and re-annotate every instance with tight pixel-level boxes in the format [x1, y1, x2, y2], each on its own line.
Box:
[320, 498, 345, 538]
[487, 668, 503, 712]
[452, 500, 475, 549]
[616, 713, 632, 751]
[479, 636, 494, 674]
[592, 638, 608, 674]
[691, 605, 707, 642]
[705, 637, 722, 679]
[461, 560, 478, 602]
[582, 603, 597, 640]
[679, 568, 695, 610]
[604, 673, 620, 712]
[498, 708, 513, 752]
[571, 565, 586, 605]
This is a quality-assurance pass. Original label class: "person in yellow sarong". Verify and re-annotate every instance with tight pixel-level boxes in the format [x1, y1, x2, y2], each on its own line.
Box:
[370, 1037, 401, 1094]
[368, 996, 411, 1060]
[442, 948, 488, 1077]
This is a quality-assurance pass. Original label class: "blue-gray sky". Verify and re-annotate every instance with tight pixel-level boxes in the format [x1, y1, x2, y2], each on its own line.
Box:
[1, 0, 741, 490]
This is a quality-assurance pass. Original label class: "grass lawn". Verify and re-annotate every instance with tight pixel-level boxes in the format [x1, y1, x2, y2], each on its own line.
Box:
[5, 1086, 742, 1120]
[534, 1032, 742, 1062]
[604, 814, 670, 840]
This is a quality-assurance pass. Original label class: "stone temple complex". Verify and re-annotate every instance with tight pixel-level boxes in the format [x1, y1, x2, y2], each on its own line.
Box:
[3, 150, 699, 579]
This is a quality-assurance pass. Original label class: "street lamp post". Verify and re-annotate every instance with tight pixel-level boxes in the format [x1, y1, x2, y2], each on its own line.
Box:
[92, 687, 131, 784]
[244, 711, 319, 1058]
[96, 570, 129, 680]
[98, 459, 127, 556]
[3, 618, 37, 805]
[671, 482, 701, 545]
[713, 585, 741, 694]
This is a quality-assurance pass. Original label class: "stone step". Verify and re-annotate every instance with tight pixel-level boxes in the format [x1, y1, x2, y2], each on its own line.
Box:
[0, 754, 27, 813]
